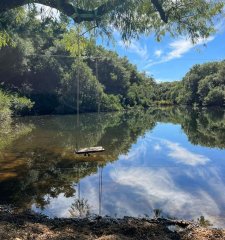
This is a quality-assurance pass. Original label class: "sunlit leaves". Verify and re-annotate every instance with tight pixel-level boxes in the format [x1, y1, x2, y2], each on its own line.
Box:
[0, 7, 26, 48]
[58, 27, 90, 56]
[0, 31, 13, 48]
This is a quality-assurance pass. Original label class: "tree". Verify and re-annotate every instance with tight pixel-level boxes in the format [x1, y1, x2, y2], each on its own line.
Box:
[0, 0, 224, 41]
[57, 61, 122, 113]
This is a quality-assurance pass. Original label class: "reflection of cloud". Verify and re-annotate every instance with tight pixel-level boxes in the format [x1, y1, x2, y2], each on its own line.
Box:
[32, 165, 225, 227]
[119, 140, 148, 161]
[32, 193, 74, 218]
[164, 140, 210, 166]
[110, 166, 225, 226]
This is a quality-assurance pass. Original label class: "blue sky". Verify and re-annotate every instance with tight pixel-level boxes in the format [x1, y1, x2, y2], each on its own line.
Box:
[103, 26, 225, 83]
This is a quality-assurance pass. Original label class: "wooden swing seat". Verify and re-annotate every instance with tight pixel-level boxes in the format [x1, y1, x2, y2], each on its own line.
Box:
[75, 146, 105, 155]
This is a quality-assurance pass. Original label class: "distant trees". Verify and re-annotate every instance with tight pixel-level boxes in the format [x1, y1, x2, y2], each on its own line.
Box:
[179, 61, 225, 106]
[154, 61, 225, 107]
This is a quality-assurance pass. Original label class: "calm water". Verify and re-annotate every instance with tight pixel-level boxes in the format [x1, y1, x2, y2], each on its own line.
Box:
[0, 107, 225, 227]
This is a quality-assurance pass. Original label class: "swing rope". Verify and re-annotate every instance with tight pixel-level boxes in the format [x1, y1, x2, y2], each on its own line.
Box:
[94, 27, 101, 113]
[77, 27, 80, 116]
[76, 0, 80, 151]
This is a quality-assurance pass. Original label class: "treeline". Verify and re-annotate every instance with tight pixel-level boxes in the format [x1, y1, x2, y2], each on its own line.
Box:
[155, 61, 225, 107]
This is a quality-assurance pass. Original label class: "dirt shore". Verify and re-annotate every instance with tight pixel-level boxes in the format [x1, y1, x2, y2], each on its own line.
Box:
[0, 209, 225, 240]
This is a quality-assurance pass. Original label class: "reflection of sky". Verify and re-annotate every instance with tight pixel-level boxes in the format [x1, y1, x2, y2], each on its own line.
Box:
[33, 123, 225, 227]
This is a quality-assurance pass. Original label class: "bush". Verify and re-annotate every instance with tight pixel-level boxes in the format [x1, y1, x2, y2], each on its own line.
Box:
[100, 94, 123, 112]
[204, 87, 225, 106]
[0, 89, 33, 121]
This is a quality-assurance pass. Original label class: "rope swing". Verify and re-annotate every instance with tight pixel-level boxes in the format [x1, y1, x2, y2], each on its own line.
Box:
[76, 25, 80, 116]
[75, 23, 105, 156]
[94, 27, 101, 114]
[74, 2, 104, 155]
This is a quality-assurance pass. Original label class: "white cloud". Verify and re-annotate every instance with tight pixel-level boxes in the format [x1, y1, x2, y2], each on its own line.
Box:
[154, 49, 163, 58]
[145, 36, 215, 68]
[119, 40, 149, 60]
[153, 144, 162, 151]
[167, 37, 214, 60]
[164, 140, 210, 166]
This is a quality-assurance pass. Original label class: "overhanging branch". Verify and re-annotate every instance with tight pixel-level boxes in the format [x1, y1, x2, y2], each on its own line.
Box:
[0, 0, 127, 23]
[151, 0, 168, 23]
[0, 0, 168, 24]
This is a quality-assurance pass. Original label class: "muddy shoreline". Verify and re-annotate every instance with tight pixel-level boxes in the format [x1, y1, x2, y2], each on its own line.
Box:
[0, 209, 225, 240]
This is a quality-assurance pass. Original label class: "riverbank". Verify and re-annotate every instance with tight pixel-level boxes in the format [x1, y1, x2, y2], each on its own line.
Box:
[0, 209, 225, 240]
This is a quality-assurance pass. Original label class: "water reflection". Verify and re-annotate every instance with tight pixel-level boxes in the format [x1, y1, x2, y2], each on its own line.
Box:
[0, 107, 225, 227]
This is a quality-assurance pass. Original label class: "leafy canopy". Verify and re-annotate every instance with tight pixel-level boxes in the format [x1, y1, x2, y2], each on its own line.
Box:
[0, 0, 224, 43]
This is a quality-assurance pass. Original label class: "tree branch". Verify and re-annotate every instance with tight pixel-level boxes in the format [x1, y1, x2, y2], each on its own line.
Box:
[151, 0, 168, 23]
[0, 0, 128, 23]
[0, 0, 169, 24]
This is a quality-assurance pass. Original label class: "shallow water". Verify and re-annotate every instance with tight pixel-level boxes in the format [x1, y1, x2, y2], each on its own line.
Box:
[0, 107, 225, 227]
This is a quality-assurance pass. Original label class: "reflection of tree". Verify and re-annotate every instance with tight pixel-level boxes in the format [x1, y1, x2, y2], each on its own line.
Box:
[151, 107, 225, 149]
[69, 199, 91, 218]
[197, 216, 212, 227]
[0, 121, 33, 151]
[153, 209, 162, 219]
[183, 108, 225, 149]
[0, 151, 99, 210]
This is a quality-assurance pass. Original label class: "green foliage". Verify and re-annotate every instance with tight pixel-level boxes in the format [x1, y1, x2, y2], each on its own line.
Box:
[0, 89, 12, 123]
[0, 31, 14, 48]
[0, 89, 34, 151]
[58, 27, 89, 56]
[204, 87, 225, 106]
[0, 7, 158, 114]
[101, 94, 122, 111]
[1, 0, 224, 43]
[57, 61, 122, 113]
[0, 7, 26, 48]
[181, 61, 225, 106]
[154, 61, 225, 107]
[0, 89, 33, 120]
